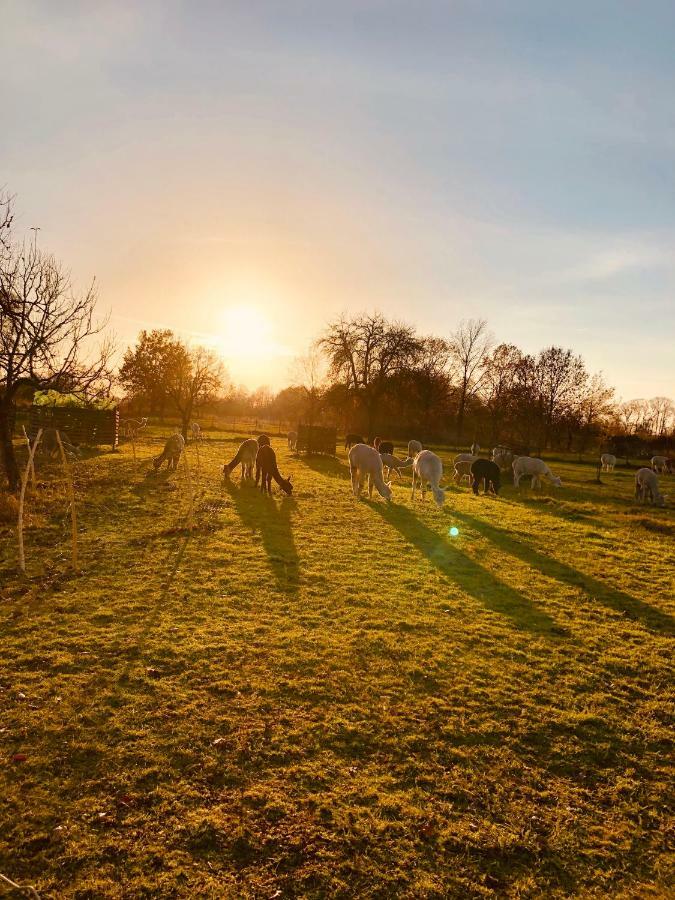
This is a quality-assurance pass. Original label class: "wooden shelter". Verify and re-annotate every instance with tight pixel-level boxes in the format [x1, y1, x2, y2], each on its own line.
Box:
[26, 404, 119, 449]
[295, 424, 337, 456]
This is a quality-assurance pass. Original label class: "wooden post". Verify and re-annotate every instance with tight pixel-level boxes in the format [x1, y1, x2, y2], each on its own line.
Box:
[18, 428, 42, 574]
[21, 425, 36, 487]
[182, 444, 194, 529]
[56, 430, 78, 570]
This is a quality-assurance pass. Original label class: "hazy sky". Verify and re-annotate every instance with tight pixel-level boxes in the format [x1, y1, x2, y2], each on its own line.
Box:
[2, 1, 674, 397]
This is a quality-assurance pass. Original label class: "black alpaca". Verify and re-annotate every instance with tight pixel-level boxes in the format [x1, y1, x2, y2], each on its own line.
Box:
[257, 434, 271, 447]
[471, 458, 501, 495]
[345, 433, 364, 450]
[378, 440, 394, 456]
[255, 444, 293, 495]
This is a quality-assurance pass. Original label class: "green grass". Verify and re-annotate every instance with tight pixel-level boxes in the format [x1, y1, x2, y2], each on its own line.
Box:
[1, 432, 673, 898]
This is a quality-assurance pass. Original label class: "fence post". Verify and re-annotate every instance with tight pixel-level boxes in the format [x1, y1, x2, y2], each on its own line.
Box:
[22, 425, 36, 487]
[18, 428, 42, 574]
[56, 431, 79, 570]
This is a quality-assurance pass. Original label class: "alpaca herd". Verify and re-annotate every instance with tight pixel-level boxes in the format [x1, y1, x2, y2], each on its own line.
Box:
[147, 423, 670, 510]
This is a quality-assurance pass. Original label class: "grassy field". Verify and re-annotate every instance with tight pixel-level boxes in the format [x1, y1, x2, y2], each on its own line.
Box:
[1, 430, 673, 898]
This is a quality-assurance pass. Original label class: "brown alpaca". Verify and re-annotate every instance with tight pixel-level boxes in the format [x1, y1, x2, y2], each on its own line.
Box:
[255, 445, 293, 495]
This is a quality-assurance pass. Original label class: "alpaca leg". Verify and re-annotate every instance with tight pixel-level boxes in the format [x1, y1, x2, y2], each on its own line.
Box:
[471, 477, 479, 495]
[411, 471, 417, 500]
[368, 474, 374, 499]
[351, 467, 360, 497]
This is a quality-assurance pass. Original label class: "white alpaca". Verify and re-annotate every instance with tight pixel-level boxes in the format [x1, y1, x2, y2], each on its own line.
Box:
[470, 442, 480, 456]
[223, 438, 258, 480]
[454, 452, 476, 466]
[380, 452, 413, 479]
[492, 447, 515, 470]
[153, 432, 184, 471]
[512, 457, 562, 490]
[412, 450, 445, 507]
[453, 459, 473, 484]
[348, 443, 392, 501]
[635, 468, 667, 506]
[190, 422, 202, 441]
[600, 453, 616, 472]
[408, 439, 423, 457]
[287, 430, 298, 450]
[651, 456, 670, 474]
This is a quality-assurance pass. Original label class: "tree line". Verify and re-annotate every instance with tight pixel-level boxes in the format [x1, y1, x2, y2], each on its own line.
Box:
[2, 190, 673, 490]
[119, 314, 673, 458]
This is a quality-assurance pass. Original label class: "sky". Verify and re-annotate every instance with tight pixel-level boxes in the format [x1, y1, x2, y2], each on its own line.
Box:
[2, 0, 674, 398]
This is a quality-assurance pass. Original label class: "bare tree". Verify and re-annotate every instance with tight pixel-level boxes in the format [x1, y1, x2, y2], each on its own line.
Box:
[290, 346, 328, 426]
[319, 313, 422, 433]
[480, 343, 525, 443]
[534, 347, 587, 450]
[1, 199, 113, 491]
[165, 344, 225, 439]
[448, 318, 493, 443]
[0, 190, 14, 254]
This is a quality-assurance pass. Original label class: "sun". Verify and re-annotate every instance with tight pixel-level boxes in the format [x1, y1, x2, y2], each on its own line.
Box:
[219, 304, 275, 359]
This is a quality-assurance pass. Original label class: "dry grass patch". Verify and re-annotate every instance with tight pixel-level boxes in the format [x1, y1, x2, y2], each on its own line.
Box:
[1, 432, 673, 897]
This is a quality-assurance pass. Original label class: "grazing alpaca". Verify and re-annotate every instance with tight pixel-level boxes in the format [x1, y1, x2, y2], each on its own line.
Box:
[408, 439, 423, 457]
[153, 433, 184, 471]
[345, 433, 364, 450]
[190, 422, 201, 441]
[651, 456, 671, 474]
[454, 452, 477, 466]
[512, 457, 562, 490]
[380, 452, 413, 479]
[255, 444, 293, 495]
[635, 468, 666, 506]
[492, 447, 515, 471]
[453, 459, 474, 485]
[471, 458, 501, 495]
[288, 430, 298, 450]
[411, 450, 445, 507]
[257, 434, 271, 447]
[348, 443, 392, 502]
[222, 438, 258, 480]
[600, 452, 616, 472]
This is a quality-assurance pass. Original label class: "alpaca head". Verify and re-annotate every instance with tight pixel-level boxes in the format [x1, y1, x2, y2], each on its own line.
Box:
[550, 475, 562, 488]
[222, 463, 231, 478]
[257, 434, 271, 447]
[280, 474, 293, 495]
[381, 481, 393, 502]
[432, 486, 446, 508]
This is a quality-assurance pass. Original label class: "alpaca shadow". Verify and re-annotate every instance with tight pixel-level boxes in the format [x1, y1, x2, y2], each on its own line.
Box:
[300, 454, 351, 481]
[372, 503, 561, 636]
[514, 497, 606, 529]
[451, 510, 674, 635]
[223, 480, 300, 594]
[132, 468, 179, 495]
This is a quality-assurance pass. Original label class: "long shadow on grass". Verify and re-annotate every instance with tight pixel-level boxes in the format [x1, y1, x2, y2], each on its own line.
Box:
[298, 453, 350, 481]
[372, 502, 561, 636]
[223, 480, 299, 593]
[451, 510, 675, 635]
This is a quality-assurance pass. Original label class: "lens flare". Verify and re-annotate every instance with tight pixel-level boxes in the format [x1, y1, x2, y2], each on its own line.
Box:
[449, 526, 459, 537]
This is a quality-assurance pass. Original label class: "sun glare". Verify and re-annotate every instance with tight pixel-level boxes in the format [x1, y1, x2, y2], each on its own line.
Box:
[219, 304, 275, 358]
